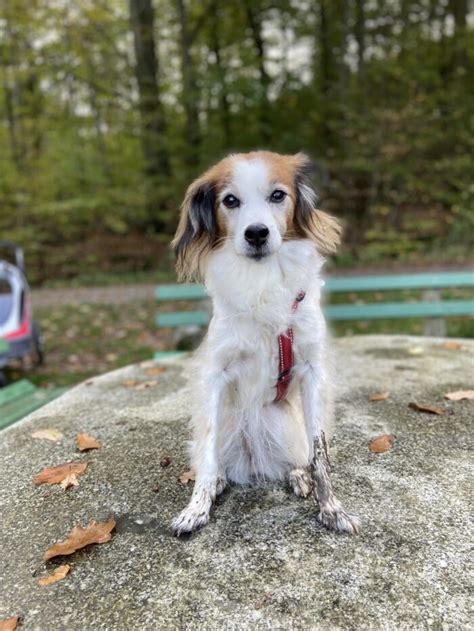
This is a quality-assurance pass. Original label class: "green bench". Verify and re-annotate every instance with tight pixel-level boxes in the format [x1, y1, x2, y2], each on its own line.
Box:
[0, 379, 67, 431]
[154, 271, 474, 359]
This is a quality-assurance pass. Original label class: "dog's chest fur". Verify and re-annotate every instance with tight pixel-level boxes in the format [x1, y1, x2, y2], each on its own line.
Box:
[204, 239, 325, 403]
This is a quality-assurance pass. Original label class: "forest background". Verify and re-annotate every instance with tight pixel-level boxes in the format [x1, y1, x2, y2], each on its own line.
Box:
[1, 0, 473, 286]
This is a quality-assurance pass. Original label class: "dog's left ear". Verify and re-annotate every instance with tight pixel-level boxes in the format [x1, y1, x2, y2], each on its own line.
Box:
[172, 175, 219, 281]
[292, 153, 342, 255]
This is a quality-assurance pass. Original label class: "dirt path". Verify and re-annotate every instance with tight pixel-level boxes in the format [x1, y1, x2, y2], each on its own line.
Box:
[31, 284, 156, 308]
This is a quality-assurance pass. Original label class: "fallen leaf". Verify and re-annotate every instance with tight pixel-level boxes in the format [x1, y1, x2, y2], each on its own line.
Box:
[368, 391, 390, 402]
[409, 402, 444, 415]
[60, 472, 80, 490]
[408, 346, 424, 356]
[37, 564, 71, 586]
[76, 433, 102, 451]
[33, 462, 87, 488]
[134, 380, 157, 390]
[122, 379, 138, 388]
[442, 341, 462, 350]
[145, 366, 166, 376]
[0, 618, 19, 631]
[368, 434, 396, 453]
[44, 517, 116, 561]
[160, 456, 171, 468]
[444, 390, 474, 401]
[178, 470, 196, 485]
[31, 428, 63, 442]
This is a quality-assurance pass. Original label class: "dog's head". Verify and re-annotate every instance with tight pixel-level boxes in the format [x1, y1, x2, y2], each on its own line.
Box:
[172, 151, 342, 280]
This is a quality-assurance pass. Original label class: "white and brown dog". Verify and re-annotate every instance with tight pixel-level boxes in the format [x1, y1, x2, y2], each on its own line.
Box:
[171, 150, 360, 536]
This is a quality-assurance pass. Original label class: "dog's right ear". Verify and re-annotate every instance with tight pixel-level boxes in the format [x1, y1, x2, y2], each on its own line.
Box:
[172, 176, 219, 281]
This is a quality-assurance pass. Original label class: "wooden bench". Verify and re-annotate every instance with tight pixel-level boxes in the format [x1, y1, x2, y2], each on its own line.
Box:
[0, 379, 67, 431]
[154, 271, 474, 359]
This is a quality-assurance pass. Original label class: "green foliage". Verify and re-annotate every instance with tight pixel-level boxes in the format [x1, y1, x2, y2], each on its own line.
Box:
[0, 0, 472, 284]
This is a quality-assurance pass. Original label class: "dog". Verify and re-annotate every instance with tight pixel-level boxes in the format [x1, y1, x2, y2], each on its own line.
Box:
[170, 150, 360, 536]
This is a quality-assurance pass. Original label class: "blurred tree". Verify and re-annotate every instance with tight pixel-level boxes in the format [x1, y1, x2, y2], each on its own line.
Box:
[0, 0, 472, 282]
[129, 0, 170, 230]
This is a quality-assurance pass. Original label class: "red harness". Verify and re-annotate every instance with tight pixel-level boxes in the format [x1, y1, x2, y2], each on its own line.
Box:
[275, 291, 306, 402]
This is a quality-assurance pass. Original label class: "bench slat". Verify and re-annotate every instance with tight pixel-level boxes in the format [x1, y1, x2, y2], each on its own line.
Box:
[155, 271, 474, 302]
[325, 300, 474, 321]
[156, 311, 210, 327]
[157, 300, 473, 327]
[156, 284, 208, 301]
[0, 379, 37, 405]
[325, 271, 474, 293]
[0, 386, 67, 430]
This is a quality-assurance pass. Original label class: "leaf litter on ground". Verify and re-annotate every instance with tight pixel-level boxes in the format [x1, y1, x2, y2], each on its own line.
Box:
[368, 434, 396, 453]
[0, 617, 19, 631]
[368, 391, 390, 401]
[31, 429, 63, 442]
[33, 462, 87, 490]
[409, 401, 444, 415]
[444, 390, 474, 401]
[37, 564, 71, 586]
[76, 433, 102, 451]
[44, 517, 116, 561]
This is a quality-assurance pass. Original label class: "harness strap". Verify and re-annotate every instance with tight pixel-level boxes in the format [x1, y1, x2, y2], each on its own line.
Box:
[275, 291, 305, 402]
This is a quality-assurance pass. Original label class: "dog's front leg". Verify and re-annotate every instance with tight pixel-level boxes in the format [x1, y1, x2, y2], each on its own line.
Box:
[300, 363, 360, 534]
[171, 383, 224, 536]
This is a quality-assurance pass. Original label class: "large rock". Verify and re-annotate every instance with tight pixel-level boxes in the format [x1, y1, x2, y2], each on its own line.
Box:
[0, 335, 472, 630]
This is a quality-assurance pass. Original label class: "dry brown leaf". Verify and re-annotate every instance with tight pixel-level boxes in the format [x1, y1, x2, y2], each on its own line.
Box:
[145, 366, 166, 376]
[76, 433, 102, 451]
[409, 402, 444, 415]
[444, 390, 474, 401]
[122, 379, 138, 388]
[368, 434, 396, 453]
[0, 618, 19, 631]
[134, 380, 157, 390]
[178, 470, 196, 485]
[37, 564, 71, 586]
[33, 462, 87, 488]
[368, 391, 390, 402]
[60, 472, 80, 490]
[407, 346, 424, 356]
[160, 456, 171, 468]
[31, 428, 63, 442]
[44, 517, 116, 561]
[442, 341, 462, 350]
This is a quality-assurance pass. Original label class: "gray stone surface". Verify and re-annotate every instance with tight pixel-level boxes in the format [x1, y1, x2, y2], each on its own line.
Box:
[0, 335, 472, 630]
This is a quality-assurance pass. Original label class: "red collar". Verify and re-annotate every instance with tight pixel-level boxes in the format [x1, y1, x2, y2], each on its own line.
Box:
[275, 291, 305, 402]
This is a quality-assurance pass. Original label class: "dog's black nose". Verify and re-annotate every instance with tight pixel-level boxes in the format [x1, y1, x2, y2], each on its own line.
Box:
[244, 224, 269, 247]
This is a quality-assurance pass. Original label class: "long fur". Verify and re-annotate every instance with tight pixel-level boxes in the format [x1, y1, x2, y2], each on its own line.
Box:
[170, 151, 359, 536]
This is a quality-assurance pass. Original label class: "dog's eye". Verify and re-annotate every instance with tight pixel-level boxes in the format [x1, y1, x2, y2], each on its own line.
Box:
[270, 189, 286, 203]
[222, 194, 240, 209]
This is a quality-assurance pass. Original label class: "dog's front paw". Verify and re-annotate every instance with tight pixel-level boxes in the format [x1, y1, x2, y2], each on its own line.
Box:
[318, 507, 361, 535]
[171, 505, 210, 536]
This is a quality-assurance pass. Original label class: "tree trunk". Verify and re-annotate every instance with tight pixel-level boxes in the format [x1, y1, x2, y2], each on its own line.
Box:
[210, 10, 231, 148]
[176, 0, 201, 169]
[355, 0, 365, 78]
[244, 0, 271, 142]
[128, 0, 170, 229]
